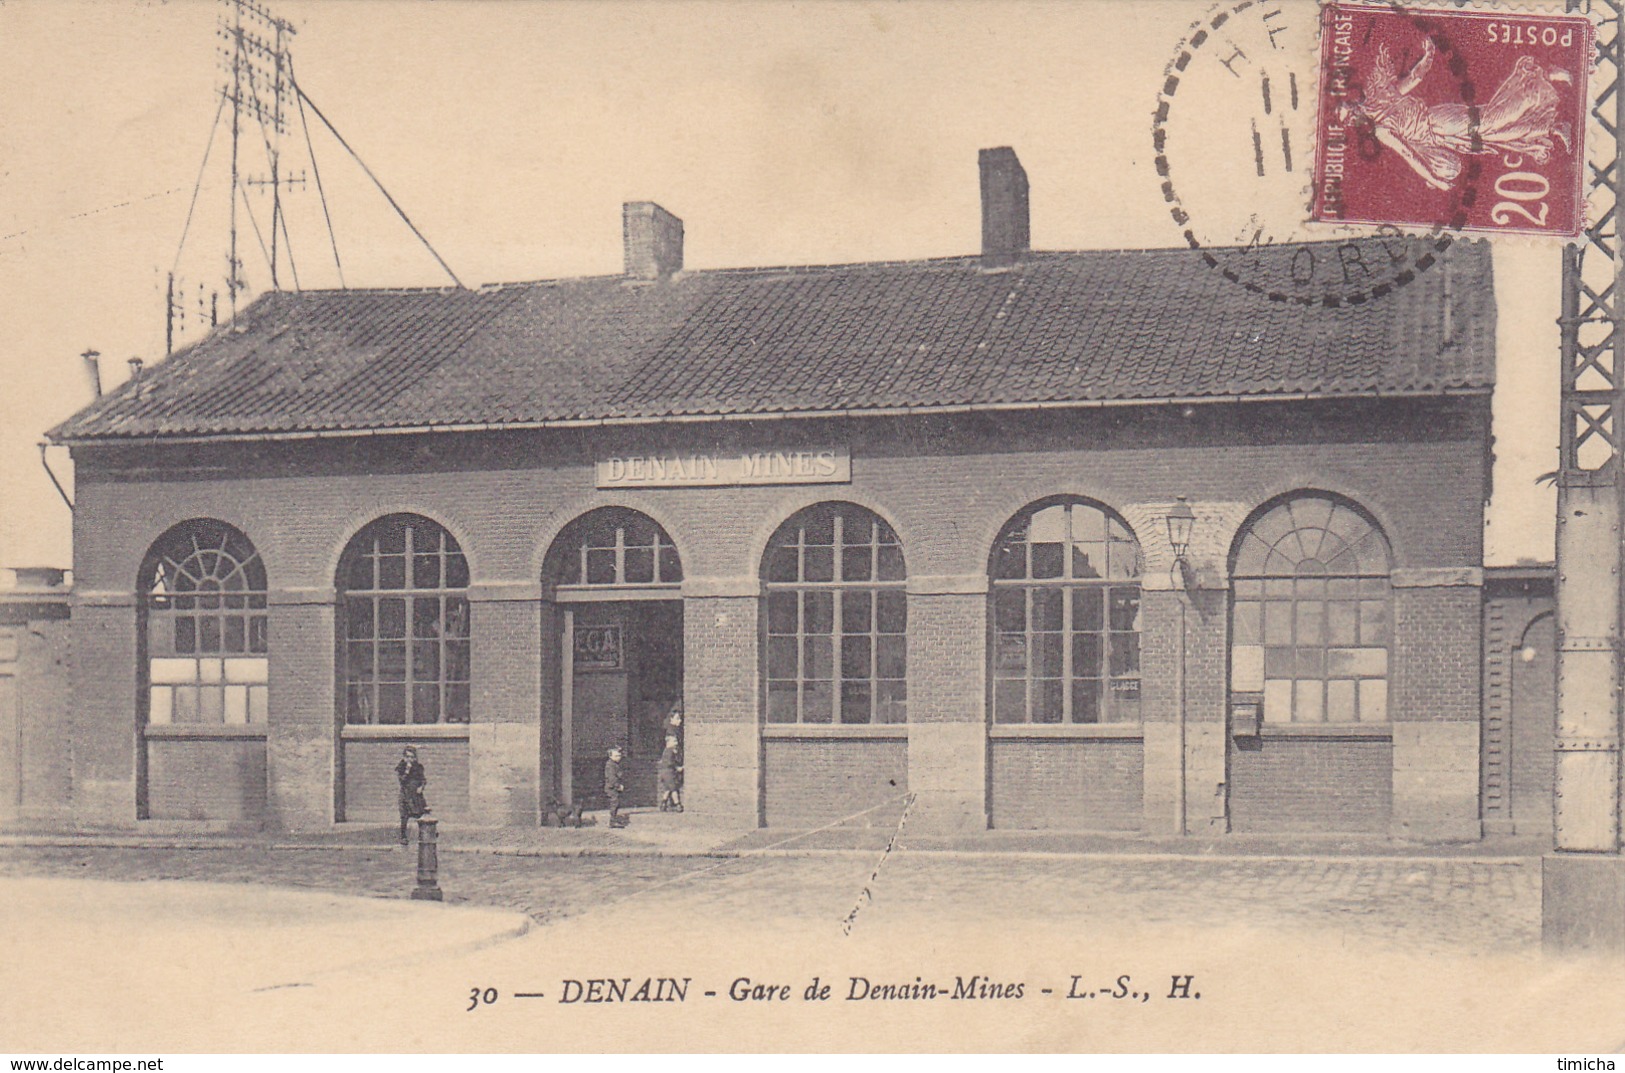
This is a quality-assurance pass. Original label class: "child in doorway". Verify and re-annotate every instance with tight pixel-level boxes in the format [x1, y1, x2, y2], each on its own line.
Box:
[604, 745, 628, 828]
[657, 733, 683, 813]
[664, 701, 683, 750]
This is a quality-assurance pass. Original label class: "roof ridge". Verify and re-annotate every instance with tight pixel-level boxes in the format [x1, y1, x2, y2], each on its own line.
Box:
[220, 236, 1483, 297]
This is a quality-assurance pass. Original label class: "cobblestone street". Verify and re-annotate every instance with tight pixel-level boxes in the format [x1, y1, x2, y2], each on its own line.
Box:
[6, 839, 1620, 1052]
[0, 840, 1541, 956]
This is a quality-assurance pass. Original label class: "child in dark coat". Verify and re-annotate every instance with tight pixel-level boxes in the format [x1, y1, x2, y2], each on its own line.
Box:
[657, 734, 683, 812]
[395, 746, 429, 845]
[604, 745, 628, 828]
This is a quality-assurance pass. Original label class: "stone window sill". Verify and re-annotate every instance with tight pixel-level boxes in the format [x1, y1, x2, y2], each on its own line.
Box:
[1249, 723, 1393, 740]
[341, 724, 472, 740]
[760, 723, 909, 739]
[989, 724, 1144, 740]
[144, 724, 266, 740]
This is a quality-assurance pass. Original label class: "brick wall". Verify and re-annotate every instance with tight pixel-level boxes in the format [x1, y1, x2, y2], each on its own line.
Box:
[1391, 585, 1482, 839]
[1394, 587, 1483, 723]
[266, 599, 337, 832]
[70, 399, 1487, 592]
[341, 737, 470, 823]
[1229, 737, 1393, 833]
[908, 591, 984, 724]
[63, 395, 1488, 831]
[1140, 588, 1229, 833]
[989, 739, 1143, 830]
[146, 738, 266, 822]
[470, 598, 542, 726]
[907, 589, 985, 831]
[684, 593, 760, 822]
[762, 738, 907, 827]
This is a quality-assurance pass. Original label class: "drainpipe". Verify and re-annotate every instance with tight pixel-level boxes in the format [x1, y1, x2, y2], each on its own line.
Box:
[38, 443, 72, 512]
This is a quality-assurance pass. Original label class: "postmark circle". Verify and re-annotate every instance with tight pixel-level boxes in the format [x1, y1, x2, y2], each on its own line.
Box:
[1152, 0, 1484, 307]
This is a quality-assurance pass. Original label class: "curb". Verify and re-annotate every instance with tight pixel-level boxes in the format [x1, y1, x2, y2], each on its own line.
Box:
[0, 834, 1543, 866]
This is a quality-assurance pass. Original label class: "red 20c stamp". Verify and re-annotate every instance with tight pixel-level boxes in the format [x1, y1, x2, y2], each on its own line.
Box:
[1312, 3, 1592, 236]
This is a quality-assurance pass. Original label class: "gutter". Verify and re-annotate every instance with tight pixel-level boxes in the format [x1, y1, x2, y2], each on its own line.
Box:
[48, 386, 1494, 448]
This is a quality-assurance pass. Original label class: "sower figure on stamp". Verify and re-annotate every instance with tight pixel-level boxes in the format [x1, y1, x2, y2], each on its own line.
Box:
[658, 733, 683, 813]
[1341, 38, 1574, 192]
[604, 744, 628, 828]
[395, 745, 430, 845]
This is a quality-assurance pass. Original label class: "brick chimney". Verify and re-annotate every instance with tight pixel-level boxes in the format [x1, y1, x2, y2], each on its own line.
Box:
[623, 201, 684, 280]
[979, 147, 1029, 268]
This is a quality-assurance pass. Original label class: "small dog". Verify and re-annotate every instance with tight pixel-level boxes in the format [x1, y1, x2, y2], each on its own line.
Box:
[547, 799, 586, 828]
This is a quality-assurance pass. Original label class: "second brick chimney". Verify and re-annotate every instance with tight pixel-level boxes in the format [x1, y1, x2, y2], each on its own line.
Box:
[623, 201, 684, 281]
[979, 147, 1030, 268]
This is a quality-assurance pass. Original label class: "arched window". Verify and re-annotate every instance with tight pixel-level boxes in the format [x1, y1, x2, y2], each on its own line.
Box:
[140, 520, 268, 726]
[547, 507, 683, 589]
[991, 498, 1142, 724]
[339, 514, 470, 725]
[763, 503, 906, 724]
[1230, 494, 1392, 724]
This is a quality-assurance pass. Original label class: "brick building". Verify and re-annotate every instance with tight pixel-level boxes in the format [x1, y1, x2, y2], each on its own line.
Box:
[29, 148, 1521, 839]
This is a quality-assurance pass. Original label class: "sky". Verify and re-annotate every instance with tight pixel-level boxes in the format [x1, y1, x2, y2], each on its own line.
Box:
[0, 0, 1565, 571]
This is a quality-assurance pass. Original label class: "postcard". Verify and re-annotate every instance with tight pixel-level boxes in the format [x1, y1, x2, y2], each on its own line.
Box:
[1, 0, 1622, 1056]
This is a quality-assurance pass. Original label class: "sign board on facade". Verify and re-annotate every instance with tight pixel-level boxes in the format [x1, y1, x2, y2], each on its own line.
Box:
[573, 624, 623, 672]
[597, 447, 850, 489]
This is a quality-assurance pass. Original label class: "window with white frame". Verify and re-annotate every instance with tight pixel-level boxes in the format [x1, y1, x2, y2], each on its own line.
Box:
[1230, 494, 1392, 724]
[141, 520, 269, 727]
[763, 503, 906, 724]
[990, 498, 1142, 724]
[339, 514, 471, 725]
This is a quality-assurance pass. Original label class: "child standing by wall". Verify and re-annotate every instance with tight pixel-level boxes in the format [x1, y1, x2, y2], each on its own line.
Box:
[395, 746, 429, 845]
[657, 733, 683, 813]
[604, 745, 628, 828]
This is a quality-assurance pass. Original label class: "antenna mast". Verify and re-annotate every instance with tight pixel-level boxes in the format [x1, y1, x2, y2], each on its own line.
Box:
[167, 0, 460, 347]
[216, 0, 296, 320]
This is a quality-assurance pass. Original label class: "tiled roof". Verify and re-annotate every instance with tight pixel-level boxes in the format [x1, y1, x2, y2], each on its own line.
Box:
[49, 238, 1495, 442]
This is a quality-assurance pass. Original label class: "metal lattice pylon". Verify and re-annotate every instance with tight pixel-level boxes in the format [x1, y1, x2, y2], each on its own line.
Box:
[1556, 0, 1625, 853]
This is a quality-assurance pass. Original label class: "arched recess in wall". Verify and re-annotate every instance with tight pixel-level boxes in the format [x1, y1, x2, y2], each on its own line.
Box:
[336, 513, 471, 727]
[987, 496, 1144, 727]
[541, 506, 686, 811]
[1509, 610, 1556, 836]
[760, 501, 908, 726]
[1226, 491, 1398, 835]
[1228, 492, 1394, 726]
[333, 513, 473, 825]
[136, 519, 269, 822]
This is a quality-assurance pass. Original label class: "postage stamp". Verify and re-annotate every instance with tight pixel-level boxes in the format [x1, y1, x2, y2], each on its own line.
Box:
[1312, 2, 1593, 236]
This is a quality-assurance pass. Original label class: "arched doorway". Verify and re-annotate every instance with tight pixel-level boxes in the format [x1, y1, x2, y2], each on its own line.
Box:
[543, 508, 683, 810]
[1510, 612, 1555, 838]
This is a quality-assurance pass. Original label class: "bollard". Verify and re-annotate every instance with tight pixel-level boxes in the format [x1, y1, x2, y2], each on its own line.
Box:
[411, 817, 443, 901]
